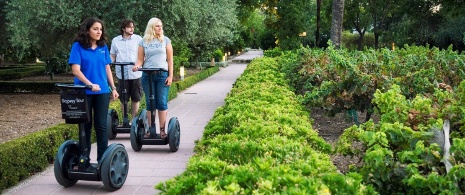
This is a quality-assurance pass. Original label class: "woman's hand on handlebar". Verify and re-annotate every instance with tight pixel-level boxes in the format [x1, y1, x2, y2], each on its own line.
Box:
[90, 84, 101, 92]
[132, 65, 141, 72]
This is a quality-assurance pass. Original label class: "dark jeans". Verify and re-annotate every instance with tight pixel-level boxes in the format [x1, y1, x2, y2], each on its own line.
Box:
[84, 93, 110, 162]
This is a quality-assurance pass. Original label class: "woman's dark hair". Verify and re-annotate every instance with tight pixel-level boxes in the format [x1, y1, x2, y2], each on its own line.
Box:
[119, 19, 135, 35]
[73, 17, 108, 48]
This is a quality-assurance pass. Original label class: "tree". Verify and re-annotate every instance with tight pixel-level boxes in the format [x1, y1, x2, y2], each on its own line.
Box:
[0, 0, 7, 65]
[330, 0, 345, 48]
[344, 0, 371, 50]
[316, 0, 322, 47]
[432, 0, 465, 51]
[366, 0, 398, 49]
[260, 0, 314, 50]
[5, 0, 240, 72]
[166, 0, 238, 61]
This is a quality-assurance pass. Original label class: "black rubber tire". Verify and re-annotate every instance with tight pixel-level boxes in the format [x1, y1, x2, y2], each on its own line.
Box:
[107, 109, 119, 140]
[101, 145, 129, 191]
[54, 148, 78, 187]
[168, 117, 180, 152]
[130, 120, 143, 151]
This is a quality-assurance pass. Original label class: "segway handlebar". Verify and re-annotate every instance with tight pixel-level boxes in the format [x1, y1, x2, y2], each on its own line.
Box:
[55, 83, 93, 90]
[111, 62, 135, 66]
[137, 68, 168, 72]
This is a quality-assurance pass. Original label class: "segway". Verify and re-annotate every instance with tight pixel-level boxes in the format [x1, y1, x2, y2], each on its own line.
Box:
[130, 68, 180, 152]
[54, 83, 129, 191]
[107, 62, 136, 140]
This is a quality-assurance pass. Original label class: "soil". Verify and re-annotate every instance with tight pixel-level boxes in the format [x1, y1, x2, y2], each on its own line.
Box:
[0, 70, 370, 173]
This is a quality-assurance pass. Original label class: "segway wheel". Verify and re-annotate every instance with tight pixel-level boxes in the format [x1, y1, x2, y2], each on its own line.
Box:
[107, 109, 119, 140]
[130, 118, 143, 151]
[168, 117, 181, 152]
[54, 146, 79, 187]
[101, 144, 129, 191]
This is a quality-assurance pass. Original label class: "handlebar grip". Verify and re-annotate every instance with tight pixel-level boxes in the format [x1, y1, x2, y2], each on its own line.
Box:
[55, 83, 92, 90]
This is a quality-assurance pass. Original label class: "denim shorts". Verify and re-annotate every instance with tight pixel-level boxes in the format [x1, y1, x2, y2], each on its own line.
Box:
[141, 71, 170, 111]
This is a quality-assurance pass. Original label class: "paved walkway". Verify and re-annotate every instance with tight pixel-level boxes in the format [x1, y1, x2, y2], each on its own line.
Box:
[3, 50, 263, 195]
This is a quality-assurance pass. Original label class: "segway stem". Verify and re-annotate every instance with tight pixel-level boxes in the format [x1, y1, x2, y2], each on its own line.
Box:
[113, 62, 134, 126]
[78, 123, 90, 169]
[148, 71, 156, 137]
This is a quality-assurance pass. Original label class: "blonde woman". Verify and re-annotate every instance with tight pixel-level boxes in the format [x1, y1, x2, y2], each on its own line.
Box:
[132, 17, 173, 138]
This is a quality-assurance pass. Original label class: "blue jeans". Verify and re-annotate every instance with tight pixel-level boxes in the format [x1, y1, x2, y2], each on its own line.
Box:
[84, 93, 110, 162]
[141, 72, 169, 111]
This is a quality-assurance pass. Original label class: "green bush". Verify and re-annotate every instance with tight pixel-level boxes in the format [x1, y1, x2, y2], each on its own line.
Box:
[156, 57, 376, 194]
[263, 47, 283, 58]
[0, 66, 45, 81]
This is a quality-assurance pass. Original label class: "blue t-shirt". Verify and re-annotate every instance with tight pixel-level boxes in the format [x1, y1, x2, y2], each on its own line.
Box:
[68, 42, 112, 94]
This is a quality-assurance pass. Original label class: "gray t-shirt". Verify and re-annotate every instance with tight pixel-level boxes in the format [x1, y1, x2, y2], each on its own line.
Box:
[139, 36, 171, 70]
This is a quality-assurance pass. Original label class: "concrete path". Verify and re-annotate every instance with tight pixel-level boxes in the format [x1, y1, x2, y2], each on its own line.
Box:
[2, 50, 263, 195]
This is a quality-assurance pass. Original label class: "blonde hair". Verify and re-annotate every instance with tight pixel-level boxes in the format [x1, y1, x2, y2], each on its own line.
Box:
[143, 17, 164, 44]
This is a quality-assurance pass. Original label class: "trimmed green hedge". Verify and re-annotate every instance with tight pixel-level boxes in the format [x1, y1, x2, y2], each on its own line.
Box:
[0, 66, 46, 81]
[0, 81, 72, 94]
[156, 57, 377, 194]
[0, 66, 219, 191]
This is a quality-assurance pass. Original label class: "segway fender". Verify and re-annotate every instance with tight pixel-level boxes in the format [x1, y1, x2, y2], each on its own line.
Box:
[167, 117, 178, 132]
[98, 143, 125, 165]
[56, 140, 79, 166]
[139, 110, 148, 128]
[107, 109, 119, 140]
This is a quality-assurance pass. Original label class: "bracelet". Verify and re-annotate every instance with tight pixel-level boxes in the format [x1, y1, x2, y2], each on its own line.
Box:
[111, 86, 117, 90]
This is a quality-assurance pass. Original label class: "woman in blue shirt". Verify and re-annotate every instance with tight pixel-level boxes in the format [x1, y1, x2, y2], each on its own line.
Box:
[68, 17, 119, 162]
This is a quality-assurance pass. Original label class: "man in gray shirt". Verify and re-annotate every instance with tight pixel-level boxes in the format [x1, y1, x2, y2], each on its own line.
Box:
[110, 19, 143, 120]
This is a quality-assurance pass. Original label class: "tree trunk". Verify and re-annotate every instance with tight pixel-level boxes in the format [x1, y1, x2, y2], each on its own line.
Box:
[357, 33, 365, 50]
[330, 0, 345, 49]
[316, 0, 322, 47]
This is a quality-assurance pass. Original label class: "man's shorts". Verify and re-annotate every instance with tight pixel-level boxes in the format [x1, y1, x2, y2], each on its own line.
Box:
[117, 78, 143, 102]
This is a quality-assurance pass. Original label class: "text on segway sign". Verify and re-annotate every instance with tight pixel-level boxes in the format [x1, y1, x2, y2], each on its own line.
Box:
[60, 91, 90, 123]
[61, 98, 85, 105]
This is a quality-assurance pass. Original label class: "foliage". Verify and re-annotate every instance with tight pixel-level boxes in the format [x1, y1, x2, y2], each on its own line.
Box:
[342, 31, 375, 50]
[172, 42, 192, 71]
[238, 9, 266, 49]
[0, 65, 45, 81]
[5, 0, 241, 69]
[343, 0, 371, 50]
[168, 0, 239, 60]
[263, 47, 283, 58]
[156, 57, 376, 194]
[336, 85, 465, 194]
[260, 0, 315, 50]
[281, 45, 465, 123]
